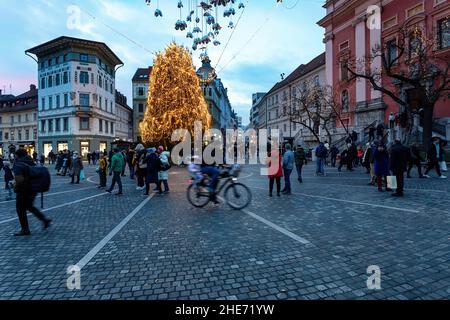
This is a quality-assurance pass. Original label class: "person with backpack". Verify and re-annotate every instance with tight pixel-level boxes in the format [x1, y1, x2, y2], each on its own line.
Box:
[106, 148, 126, 195]
[315, 142, 328, 176]
[3, 161, 14, 201]
[157, 146, 171, 194]
[12, 149, 51, 236]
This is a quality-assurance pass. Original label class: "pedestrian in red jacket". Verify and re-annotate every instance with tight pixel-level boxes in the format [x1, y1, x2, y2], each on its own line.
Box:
[267, 148, 283, 197]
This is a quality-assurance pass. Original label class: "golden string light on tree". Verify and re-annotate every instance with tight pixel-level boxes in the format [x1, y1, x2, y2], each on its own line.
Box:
[139, 42, 211, 145]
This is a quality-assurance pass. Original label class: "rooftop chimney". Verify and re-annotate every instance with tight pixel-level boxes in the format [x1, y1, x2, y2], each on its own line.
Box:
[30, 84, 36, 91]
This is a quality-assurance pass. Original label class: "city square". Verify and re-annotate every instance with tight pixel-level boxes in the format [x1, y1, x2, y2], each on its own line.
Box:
[0, 163, 449, 300]
[0, 0, 449, 307]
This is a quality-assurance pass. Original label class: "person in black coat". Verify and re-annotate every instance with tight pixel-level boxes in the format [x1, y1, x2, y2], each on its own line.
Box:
[424, 137, 446, 178]
[144, 148, 161, 195]
[389, 139, 410, 197]
[407, 143, 424, 178]
[329, 146, 339, 167]
[12, 149, 51, 236]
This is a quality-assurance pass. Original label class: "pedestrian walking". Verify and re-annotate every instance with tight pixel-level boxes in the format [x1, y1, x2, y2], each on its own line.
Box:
[87, 152, 91, 165]
[338, 144, 354, 172]
[157, 146, 171, 194]
[294, 145, 307, 183]
[127, 148, 135, 179]
[373, 143, 391, 192]
[282, 143, 294, 195]
[267, 146, 283, 197]
[439, 139, 447, 173]
[356, 145, 364, 167]
[363, 142, 376, 185]
[315, 142, 328, 176]
[106, 148, 126, 195]
[389, 112, 395, 130]
[12, 149, 51, 236]
[329, 145, 339, 168]
[134, 144, 146, 190]
[3, 161, 14, 200]
[407, 143, 425, 178]
[144, 148, 160, 195]
[98, 151, 108, 188]
[424, 137, 447, 179]
[69, 152, 83, 184]
[389, 139, 410, 197]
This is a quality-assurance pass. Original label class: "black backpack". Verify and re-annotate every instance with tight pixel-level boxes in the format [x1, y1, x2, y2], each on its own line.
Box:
[28, 165, 51, 193]
[160, 159, 171, 171]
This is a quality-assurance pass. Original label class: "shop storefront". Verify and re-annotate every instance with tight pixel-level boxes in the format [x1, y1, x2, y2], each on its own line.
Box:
[43, 142, 53, 158]
[99, 142, 107, 153]
[57, 141, 69, 152]
[80, 141, 90, 159]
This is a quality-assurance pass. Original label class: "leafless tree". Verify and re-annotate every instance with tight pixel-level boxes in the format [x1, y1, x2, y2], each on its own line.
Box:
[284, 81, 350, 144]
[344, 20, 450, 145]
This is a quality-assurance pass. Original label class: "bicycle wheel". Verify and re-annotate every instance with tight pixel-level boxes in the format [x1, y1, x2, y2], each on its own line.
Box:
[224, 183, 252, 210]
[187, 184, 210, 208]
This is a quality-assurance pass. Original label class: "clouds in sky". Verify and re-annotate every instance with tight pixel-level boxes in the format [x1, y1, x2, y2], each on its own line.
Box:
[0, 0, 325, 125]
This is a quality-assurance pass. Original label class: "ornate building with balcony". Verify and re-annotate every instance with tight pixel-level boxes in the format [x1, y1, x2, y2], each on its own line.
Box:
[26, 36, 123, 157]
[0, 85, 38, 157]
[318, 0, 450, 142]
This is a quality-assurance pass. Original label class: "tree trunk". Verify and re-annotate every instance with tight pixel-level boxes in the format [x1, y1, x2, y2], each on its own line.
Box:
[422, 105, 434, 147]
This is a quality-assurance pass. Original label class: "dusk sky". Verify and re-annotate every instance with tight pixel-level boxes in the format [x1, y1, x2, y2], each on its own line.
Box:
[0, 0, 326, 125]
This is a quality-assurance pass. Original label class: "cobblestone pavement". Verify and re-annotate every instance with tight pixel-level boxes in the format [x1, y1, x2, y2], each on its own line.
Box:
[0, 162, 449, 300]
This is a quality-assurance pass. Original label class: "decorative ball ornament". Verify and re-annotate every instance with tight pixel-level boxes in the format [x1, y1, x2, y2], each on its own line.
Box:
[154, 9, 162, 17]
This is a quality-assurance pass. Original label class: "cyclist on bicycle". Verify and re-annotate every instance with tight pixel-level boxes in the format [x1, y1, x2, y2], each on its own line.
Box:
[200, 147, 221, 203]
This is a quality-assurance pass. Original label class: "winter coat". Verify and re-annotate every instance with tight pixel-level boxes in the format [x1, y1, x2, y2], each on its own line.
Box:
[4, 166, 14, 183]
[268, 150, 283, 178]
[315, 144, 328, 159]
[70, 156, 83, 176]
[110, 152, 125, 173]
[294, 148, 307, 166]
[158, 151, 171, 181]
[330, 146, 339, 158]
[409, 145, 423, 162]
[12, 156, 35, 193]
[282, 150, 295, 170]
[99, 156, 108, 172]
[373, 148, 390, 176]
[145, 151, 160, 184]
[389, 143, 409, 174]
[427, 143, 439, 162]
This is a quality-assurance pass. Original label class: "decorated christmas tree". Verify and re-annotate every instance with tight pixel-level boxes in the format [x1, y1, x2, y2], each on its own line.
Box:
[139, 43, 211, 146]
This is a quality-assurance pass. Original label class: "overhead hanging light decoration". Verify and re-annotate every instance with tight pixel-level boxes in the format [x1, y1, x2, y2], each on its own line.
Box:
[145, 0, 246, 53]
